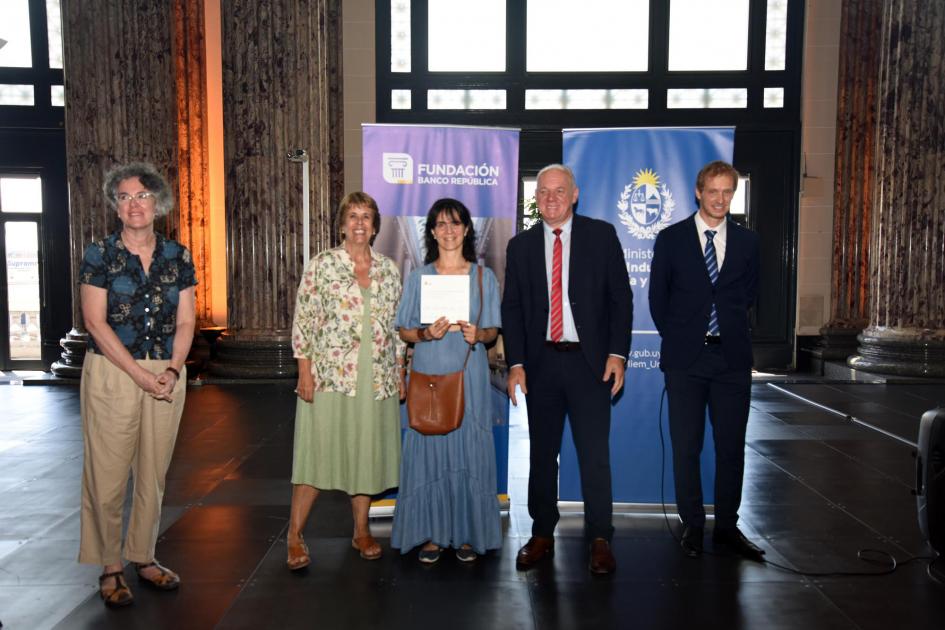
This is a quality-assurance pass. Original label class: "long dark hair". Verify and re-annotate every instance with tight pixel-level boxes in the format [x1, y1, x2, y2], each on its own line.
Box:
[423, 198, 477, 264]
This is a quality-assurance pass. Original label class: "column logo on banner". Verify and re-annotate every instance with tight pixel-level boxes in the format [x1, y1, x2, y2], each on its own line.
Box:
[383, 153, 414, 184]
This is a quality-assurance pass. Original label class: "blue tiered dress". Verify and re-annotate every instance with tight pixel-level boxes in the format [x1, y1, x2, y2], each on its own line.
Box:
[391, 263, 502, 554]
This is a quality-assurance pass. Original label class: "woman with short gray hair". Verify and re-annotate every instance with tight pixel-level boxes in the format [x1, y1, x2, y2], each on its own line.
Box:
[78, 162, 196, 608]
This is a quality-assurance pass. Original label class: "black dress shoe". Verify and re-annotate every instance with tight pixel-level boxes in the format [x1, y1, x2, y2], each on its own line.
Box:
[515, 536, 554, 571]
[588, 538, 616, 575]
[680, 526, 704, 558]
[713, 527, 765, 562]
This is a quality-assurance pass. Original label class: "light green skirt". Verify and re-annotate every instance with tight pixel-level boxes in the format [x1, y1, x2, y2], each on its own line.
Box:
[290, 288, 401, 495]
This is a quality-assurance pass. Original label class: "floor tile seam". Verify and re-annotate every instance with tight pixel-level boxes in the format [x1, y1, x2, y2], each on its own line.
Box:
[746, 448, 915, 559]
[791, 426, 916, 490]
[212, 519, 291, 628]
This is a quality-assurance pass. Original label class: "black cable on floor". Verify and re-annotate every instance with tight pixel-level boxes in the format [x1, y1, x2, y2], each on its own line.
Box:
[656, 386, 938, 577]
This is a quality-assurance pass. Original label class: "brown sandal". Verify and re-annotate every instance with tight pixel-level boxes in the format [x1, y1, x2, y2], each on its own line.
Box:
[351, 535, 382, 560]
[134, 561, 180, 591]
[99, 570, 134, 608]
[287, 536, 311, 571]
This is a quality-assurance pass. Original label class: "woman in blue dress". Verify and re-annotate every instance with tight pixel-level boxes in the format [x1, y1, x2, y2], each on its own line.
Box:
[392, 198, 502, 563]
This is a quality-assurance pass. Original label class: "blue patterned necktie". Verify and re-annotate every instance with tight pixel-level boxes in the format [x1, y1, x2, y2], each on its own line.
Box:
[704, 230, 720, 335]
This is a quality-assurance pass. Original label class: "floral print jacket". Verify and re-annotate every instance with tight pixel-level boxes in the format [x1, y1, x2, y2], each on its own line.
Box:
[291, 246, 405, 399]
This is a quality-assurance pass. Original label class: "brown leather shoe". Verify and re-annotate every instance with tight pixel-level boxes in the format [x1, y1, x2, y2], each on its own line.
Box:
[589, 538, 616, 575]
[515, 536, 554, 570]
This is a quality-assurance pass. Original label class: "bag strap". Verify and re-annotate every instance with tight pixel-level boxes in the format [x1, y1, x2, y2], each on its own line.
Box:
[461, 265, 484, 370]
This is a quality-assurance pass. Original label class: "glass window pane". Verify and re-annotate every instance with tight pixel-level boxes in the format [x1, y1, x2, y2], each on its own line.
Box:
[527, 0, 648, 72]
[765, 0, 787, 71]
[51, 84, 64, 106]
[391, 0, 411, 72]
[525, 89, 648, 110]
[47, 0, 63, 69]
[6, 222, 43, 360]
[0, 84, 35, 106]
[667, 88, 747, 109]
[763, 87, 784, 108]
[429, 0, 505, 72]
[1, 176, 43, 213]
[391, 89, 411, 110]
[427, 89, 506, 110]
[730, 175, 749, 216]
[668, 0, 749, 71]
[0, 0, 33, 67]
[522, 176, 539, 229]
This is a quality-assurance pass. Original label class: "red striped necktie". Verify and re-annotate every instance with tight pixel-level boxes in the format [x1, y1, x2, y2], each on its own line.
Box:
[550, 228, 563, 342]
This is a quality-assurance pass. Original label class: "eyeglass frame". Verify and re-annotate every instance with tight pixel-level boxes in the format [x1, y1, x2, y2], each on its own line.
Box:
[115, 191, 157, 205]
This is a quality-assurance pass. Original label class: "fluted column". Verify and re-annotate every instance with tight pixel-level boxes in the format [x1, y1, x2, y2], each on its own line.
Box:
[816, 0, 881, 360]
[209, 0, 343, 378]
[53, 0, 179, 376]
[848, 0, 945, 376]
[173, 0, 212, 327]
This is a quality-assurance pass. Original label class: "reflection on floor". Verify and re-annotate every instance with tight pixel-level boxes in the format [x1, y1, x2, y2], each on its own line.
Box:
[0, 380, 943, 629]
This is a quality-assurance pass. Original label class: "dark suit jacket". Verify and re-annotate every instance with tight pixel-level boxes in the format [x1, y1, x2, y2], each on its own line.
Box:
[649, 214, 760, 371]
[502, 214, 633, 379]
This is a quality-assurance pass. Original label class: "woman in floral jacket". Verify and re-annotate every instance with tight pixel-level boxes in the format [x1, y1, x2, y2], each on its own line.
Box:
[286, 192, 405, 570]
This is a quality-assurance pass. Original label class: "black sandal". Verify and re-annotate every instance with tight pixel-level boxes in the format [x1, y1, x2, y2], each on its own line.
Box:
[98, 570, 134, 608]
[134, 561, 181, 591]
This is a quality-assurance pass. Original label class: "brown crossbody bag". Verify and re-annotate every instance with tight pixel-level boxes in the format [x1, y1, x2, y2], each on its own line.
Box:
[406, 265, 483, 436]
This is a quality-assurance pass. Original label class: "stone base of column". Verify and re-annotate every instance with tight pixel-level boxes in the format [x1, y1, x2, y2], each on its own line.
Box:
[848, 328, 945, 377]
[207, 329, 297, 379]
[50, 328, 89, 378]
[812, 324, 863, 361]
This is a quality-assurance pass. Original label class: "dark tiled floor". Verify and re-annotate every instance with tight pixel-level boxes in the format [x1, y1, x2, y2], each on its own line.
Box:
[0, 380, 943, 629]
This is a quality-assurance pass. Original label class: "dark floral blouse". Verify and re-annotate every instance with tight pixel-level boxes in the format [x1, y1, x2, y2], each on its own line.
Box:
[79, 232, 197, 360]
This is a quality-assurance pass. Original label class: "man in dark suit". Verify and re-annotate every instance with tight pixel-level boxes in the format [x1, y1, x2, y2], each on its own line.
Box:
[502, 164, 632, 574]
[649, 160, 764, 561]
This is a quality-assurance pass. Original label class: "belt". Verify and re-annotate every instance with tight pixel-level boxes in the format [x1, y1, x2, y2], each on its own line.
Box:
[545, 341, 581, 352]
[704, 335, 721, 345]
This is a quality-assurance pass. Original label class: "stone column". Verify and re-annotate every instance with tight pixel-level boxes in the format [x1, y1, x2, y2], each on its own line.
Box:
[815, 0, 881, 362]
[53, 0, 180, 377]
[209, 0, 343, 378]
[848, 0, 945, 376]
[173, 0, 212, 327]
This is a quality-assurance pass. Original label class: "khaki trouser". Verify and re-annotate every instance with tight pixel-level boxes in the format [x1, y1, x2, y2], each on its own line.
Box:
[78, 352, 186, 565]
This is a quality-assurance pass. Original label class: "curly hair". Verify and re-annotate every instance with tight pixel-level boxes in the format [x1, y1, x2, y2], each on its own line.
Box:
[103, 162, 175, 217]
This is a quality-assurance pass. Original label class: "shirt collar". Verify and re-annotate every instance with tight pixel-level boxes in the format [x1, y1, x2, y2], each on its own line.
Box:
[694, 212, 727, 239]
[543, 216, 573, 237]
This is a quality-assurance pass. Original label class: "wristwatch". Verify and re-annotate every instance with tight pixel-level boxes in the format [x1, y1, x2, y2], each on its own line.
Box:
[417, 326, 429, 341]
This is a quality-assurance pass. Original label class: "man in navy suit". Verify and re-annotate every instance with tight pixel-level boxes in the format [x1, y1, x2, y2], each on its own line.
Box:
[649, 160, 764, 561]
[502, 164, 632, 574]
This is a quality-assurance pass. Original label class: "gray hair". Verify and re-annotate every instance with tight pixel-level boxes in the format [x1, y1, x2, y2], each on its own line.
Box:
[103, 162, 175, 217]
[536, 163, 577, 189]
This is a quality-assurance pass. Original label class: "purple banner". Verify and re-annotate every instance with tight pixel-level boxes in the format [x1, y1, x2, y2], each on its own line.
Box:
[362, 124, 520, 499]
[362, 124, 520, 287]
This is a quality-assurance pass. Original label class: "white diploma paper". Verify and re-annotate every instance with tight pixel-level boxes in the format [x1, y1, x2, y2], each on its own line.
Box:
[420, 275, 470, 324]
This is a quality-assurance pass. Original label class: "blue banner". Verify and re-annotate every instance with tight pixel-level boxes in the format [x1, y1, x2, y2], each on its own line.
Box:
[562, 127, 735, 504]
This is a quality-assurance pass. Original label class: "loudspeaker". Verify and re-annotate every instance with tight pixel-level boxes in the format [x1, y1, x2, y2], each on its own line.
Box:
[916, 407, 945, 555]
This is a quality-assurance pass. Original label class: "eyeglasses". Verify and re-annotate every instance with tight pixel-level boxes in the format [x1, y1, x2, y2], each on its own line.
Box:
[116, 191, 156, 205]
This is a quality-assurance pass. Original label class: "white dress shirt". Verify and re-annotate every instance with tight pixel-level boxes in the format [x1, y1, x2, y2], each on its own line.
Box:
[694, 213, 727, 270]
[543, 217, 579, 342]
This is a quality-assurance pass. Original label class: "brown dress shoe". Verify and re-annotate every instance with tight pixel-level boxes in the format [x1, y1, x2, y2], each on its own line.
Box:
[589, 538, 616, 574]
[515, 536, 554, 570]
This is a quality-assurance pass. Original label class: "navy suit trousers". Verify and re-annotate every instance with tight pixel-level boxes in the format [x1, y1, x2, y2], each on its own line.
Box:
[665, 344, 751, 529]
[525, 345, 614, 541]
